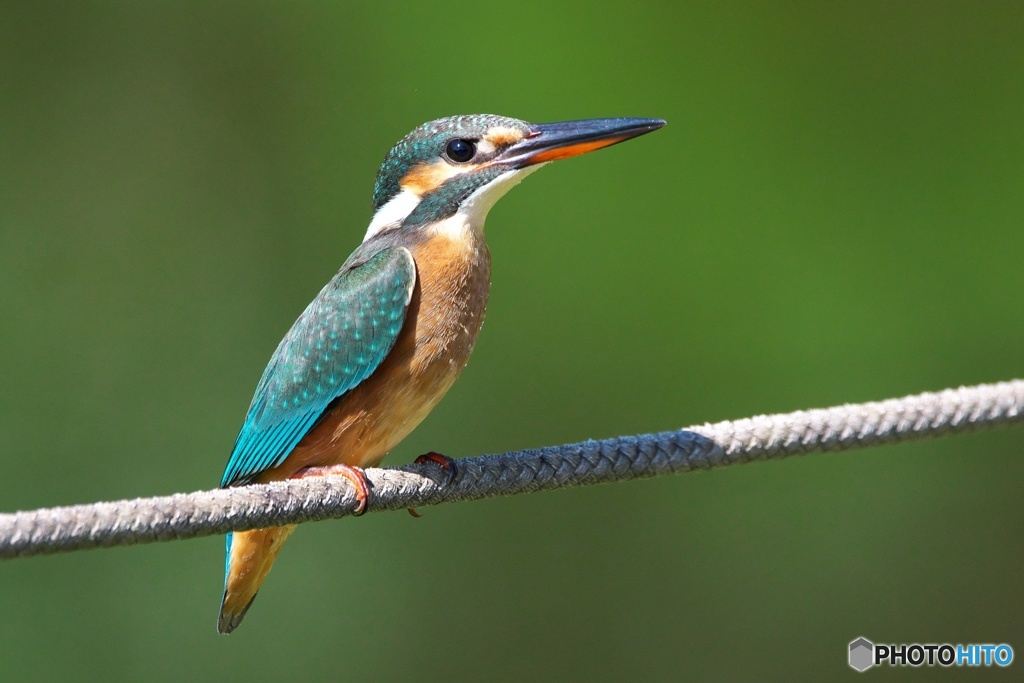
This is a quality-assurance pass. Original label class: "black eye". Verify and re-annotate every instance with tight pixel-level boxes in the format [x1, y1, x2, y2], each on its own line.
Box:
[445, 138, 476, 163]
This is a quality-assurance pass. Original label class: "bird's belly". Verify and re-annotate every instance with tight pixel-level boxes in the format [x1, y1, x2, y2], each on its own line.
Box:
[259, 232, 490, 479]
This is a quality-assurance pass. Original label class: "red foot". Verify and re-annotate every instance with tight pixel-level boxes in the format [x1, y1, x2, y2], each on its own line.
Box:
[291, 464, 370, 516]
[406, 452, 458, 519]
[414, 451, 459, 485]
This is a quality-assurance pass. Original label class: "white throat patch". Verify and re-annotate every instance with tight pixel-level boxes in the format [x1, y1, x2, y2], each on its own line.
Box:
[421, 165, 545, 243]
[456, 165, 543, 231]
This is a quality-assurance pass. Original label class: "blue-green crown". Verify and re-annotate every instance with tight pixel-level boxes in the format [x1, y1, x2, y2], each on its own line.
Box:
[371, 114, 531, 210]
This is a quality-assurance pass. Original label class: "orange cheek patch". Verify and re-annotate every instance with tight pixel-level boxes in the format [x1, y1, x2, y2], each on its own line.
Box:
[401, 160, 478, 195]
[529, 136, 628, 163]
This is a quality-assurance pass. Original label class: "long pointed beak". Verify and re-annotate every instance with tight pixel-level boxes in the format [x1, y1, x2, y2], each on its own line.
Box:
[495, 117, 666, 168]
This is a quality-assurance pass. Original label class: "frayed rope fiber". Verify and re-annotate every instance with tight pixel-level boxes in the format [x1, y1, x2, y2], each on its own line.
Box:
[2, 380, 1022, 559]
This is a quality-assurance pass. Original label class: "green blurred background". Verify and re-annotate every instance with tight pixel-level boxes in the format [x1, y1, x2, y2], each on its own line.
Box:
[2, 2, 1022, 680]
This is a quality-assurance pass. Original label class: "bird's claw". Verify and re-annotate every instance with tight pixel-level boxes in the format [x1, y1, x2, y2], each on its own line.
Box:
[291, 464, 370, 516]
[406, 452, 459, 519]
[414, 451, 459, 485]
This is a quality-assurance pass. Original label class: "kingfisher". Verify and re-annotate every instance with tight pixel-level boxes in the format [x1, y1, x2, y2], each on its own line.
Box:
[217, 114, 666, 633]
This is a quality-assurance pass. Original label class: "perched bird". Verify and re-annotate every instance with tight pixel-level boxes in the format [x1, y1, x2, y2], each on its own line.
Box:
[218, 114, 665, 633]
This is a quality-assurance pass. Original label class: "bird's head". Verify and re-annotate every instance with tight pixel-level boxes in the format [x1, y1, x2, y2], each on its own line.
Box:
[364, 114, 665, 240]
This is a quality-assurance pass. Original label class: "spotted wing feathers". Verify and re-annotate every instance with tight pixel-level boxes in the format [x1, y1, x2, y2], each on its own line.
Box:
[221, 247, 416, 487]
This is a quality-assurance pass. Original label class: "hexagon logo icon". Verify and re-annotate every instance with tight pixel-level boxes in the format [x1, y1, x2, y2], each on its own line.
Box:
[849, 637, 874, 672]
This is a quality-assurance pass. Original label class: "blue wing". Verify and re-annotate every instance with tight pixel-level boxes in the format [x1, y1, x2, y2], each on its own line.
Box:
[221, 246, 416, 487]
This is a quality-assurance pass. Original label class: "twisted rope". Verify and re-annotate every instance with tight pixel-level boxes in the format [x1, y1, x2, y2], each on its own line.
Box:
[2, 379, 1022, 559]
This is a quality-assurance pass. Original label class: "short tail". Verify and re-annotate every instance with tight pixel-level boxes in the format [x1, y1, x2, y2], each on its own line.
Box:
[217, 525, 296, 634]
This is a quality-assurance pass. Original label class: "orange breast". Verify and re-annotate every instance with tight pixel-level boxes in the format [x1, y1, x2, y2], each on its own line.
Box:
[255, 230, 491, 481]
